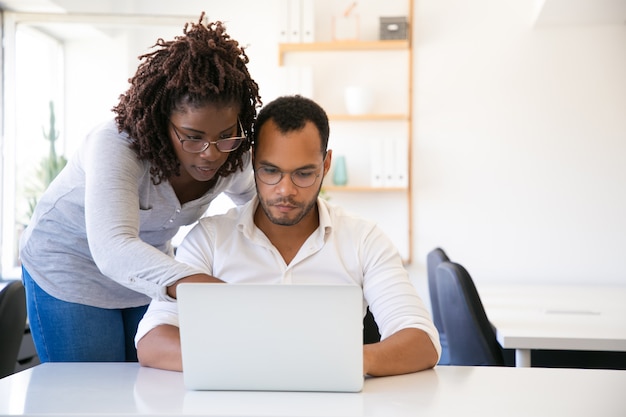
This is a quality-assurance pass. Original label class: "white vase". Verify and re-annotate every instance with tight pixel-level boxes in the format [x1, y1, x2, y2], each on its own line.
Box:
[344, 86, 374, 115]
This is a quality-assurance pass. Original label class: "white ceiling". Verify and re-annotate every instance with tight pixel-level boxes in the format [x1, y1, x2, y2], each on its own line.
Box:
[0, 1, 201, 41]
[534, 0, 626, 26]
[0, 0, 63, 13]
[0, 0, 173, 14]
[2, 0, 625, 26]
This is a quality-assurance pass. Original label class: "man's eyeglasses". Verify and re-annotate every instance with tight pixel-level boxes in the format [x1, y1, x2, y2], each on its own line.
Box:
[170, 120, 246, 154]
[255, 160, 325, 188]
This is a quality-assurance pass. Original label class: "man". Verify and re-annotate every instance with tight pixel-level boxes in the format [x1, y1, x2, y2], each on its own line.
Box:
[136, 95, 440, 376]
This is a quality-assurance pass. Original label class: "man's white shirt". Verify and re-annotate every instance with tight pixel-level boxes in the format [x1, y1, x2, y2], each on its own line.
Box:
[135, 196, 441, 359]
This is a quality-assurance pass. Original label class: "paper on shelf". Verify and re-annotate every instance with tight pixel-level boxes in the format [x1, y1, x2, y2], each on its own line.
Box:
[279, 66, 313, 98]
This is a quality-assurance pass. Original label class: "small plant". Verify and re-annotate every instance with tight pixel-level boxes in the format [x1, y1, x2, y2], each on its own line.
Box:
[24, 101, 67, 220]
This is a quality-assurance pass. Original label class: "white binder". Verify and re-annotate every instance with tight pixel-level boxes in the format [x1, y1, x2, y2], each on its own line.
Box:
[370, 139, 385, 187]
[301, 0, 315, 43]
[394, 137, 409, 188]
[278, 0, 290, 43]
[288, 0, 301, 43]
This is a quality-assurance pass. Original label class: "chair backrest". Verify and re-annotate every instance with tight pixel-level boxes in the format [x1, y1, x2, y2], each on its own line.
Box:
[426, 248, 451, 364]
[0, 280, 27, 378]
[435, 262, 504, 366]
[363, 307, 381, 344]
[426, 248, 450, 336]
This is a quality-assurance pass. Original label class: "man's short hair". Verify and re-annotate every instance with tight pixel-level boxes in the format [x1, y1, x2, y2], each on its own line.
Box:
[253, 95, 330, 154]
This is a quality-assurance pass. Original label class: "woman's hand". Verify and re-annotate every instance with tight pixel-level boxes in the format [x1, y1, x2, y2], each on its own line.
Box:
[166, 273, 224, 299]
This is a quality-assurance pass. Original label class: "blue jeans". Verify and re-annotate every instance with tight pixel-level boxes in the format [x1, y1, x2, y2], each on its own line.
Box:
[22, 267, 148, 363]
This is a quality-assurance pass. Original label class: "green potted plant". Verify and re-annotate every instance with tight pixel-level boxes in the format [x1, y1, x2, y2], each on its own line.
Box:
[25, 101, 67, 220]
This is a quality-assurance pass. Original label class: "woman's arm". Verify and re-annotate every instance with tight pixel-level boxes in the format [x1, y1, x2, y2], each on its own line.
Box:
[82, 126, 210, 300]
[166, 273, 223, 299]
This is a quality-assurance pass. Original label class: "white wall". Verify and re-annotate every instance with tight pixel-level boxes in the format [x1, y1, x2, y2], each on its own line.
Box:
[61, 3, 282, 156]
[408, 0, 626, 297]
[8, 0, 626, 295]
[56, 0, 414, 258]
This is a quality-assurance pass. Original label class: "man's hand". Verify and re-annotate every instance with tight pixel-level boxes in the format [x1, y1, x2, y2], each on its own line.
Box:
[137, 324, 183, 371]
[166, 273, 224, 299]
[363, 328, 438, 376]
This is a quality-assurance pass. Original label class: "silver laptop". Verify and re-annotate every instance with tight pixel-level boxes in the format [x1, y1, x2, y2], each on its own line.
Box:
[177, 283, 364, 392]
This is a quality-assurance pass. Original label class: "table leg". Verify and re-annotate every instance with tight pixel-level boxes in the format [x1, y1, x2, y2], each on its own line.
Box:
[515, 349, 531, 367]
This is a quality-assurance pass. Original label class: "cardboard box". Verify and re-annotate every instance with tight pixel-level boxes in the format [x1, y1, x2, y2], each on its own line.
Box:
[379, 16, 408, 40]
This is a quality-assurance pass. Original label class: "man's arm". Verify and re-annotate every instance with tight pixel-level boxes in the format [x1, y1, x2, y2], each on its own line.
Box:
[363, 328, 439, 377]
[137, 325, 183, 371]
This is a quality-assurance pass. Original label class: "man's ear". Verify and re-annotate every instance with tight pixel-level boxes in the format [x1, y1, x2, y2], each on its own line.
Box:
[323, 149, 332, 176]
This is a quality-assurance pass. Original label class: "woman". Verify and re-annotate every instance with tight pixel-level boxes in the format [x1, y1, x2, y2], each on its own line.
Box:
[19, 14, 261, 362]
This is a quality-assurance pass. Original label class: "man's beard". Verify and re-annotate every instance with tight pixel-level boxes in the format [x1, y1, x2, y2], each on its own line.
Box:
[256, 184, 321, 226]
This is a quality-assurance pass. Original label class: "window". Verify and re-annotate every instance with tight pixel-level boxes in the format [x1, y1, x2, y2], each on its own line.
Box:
[1, 9, 280, 278]
[0, 13, 197, 278]
[2, 18, 65, 278]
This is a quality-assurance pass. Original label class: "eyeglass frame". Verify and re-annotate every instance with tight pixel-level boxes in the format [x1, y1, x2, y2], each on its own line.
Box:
[254, 154, 327, 188]
[169, 119, 246, 154]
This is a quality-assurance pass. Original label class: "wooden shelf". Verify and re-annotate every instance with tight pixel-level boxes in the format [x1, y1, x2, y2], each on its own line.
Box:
[278, 40, 409, 65]
[279, 1, 413, 263]
[329, 113, 408, 121]
[323, 185, 408, 193]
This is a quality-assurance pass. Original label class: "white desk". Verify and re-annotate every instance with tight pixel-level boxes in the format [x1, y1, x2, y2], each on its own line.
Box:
[1, 363, 625, 416]
[478, 284, 626, 367]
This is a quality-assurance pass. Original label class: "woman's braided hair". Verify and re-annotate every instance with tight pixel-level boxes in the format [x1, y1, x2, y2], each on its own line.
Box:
[113, 13, 261, 185]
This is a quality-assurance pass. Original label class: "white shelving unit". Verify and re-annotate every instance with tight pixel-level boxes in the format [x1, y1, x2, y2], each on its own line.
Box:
[277, 0, 413, 263]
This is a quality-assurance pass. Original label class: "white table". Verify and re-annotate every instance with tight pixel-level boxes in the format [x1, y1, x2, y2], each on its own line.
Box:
[478, 284, 626, 367]
[1, 362, 625, 416]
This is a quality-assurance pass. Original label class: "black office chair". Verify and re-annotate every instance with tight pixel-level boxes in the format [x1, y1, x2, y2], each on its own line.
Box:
[0, 280, 27, 378]
[426, 247, 450, 364]
[363, 307, 381, 344]
[435, 261, 504, 366]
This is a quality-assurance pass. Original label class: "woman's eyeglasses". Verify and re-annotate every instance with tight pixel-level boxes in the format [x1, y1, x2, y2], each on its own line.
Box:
[170, 120, 246, 153]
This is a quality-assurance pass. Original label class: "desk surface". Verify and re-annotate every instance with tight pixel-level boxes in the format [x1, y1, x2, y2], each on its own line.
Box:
[478, 284, 626, 352]
[1, 363, 625, 416]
